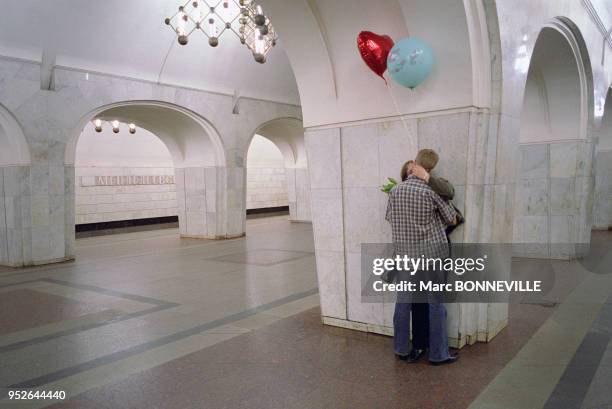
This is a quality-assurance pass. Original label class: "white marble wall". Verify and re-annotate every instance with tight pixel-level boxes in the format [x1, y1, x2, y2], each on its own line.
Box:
[72, 123, 179, 224]
[593, 150, 612, 230]
[244, 142, 313, 222]
[246, 135, 289, 210]
[513, 140, 595, 258]
[246, 167, 288, 209]
[75, 167, 177, 224]
[0, 57, 301, 265]
[306, 110, 510, 347]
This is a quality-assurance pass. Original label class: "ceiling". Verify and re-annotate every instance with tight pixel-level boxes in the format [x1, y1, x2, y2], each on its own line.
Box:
[0, 0, 300, 105]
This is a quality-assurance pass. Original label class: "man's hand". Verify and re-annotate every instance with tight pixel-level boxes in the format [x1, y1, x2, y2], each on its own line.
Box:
[411, 164, 430, 182]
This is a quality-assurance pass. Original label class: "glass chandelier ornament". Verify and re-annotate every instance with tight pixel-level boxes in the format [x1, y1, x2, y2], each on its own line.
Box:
[164, 0, 278, 63]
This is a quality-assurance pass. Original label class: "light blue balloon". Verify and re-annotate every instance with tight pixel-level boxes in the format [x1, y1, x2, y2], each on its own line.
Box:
[387, 37, 434, 89]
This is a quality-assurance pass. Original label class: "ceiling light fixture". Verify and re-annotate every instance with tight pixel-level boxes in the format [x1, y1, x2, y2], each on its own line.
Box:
[111, 120, 120, 134]
[92, 119, 137, 135]
[93, 119, 103, 133]
[164, 0, 278, 63]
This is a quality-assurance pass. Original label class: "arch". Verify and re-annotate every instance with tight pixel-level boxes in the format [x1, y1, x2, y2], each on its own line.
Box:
[544, 17, 594, 139]
[259, 0, 337, 124]
[519, 19, 593, 144]
[0, 104, 31, 166]
[593, 87, 612, 230]
[64, 100, 226, 168]
[262, 0, 483, 126]
[66, 100, 231, 241]
[514, 18, 595, 258]
[247, 117, 305, 168]
[244, 116, 310, 223]
[596, 86, 612, 149]
[463, 0, 493, 108]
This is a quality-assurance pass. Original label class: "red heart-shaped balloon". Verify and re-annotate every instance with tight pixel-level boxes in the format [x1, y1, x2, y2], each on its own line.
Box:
[357, 31, 395, 81]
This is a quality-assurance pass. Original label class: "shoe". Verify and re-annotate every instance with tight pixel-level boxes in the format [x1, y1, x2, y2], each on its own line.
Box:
[406, 349, 425, 363]
[430, 354, 459, 366]
[396, 354, 409, 361]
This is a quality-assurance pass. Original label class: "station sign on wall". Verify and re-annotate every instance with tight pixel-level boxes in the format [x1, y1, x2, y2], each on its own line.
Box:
[80, 175, 176, 187]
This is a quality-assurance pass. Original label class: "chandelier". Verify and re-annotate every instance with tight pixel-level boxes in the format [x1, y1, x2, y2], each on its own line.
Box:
[165, 0, 278, 63]
[92, 119, 137, 135]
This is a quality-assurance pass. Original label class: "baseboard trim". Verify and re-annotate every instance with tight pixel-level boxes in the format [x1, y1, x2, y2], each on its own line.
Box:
[321, 316, 393, 336]
[246, 206, 289, 215]
[76, 216, 179, 233]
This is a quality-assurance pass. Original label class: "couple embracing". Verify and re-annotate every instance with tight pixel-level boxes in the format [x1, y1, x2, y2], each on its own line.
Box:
[385, 149, 464, 365]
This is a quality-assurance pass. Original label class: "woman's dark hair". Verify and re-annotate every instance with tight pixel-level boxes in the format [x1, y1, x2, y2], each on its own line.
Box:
[400, 160, 414, 182]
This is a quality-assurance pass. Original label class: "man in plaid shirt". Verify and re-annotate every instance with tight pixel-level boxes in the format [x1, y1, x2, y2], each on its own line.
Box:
[385, 174, 456, 258]
[386, 170, 459, 365]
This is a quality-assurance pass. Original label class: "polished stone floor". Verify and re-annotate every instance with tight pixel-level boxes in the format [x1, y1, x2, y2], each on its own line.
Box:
[0, 217, 611, 409]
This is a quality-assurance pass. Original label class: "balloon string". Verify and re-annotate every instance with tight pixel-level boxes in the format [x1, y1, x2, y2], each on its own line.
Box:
[385, 80, 411, 133]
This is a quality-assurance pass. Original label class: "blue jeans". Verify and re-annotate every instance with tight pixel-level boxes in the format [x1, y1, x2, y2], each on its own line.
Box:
[427, 302, 452, 362]
[393, 291, 451, 361]
[393, 300, 428, 356]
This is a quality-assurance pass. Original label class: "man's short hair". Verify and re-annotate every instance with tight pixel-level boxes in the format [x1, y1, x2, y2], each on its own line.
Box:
[415, 149, 439, 171]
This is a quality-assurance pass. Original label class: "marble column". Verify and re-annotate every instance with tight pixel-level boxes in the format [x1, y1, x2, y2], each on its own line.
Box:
[593, 149, 612, 230]
[305, 128, 346, 320]
[305, 110, 510, 347]
[174, 166, 238, 239]
[226, 165, 246, 237]
[0, 166, 32, 266]
[286, 166, 312, 222]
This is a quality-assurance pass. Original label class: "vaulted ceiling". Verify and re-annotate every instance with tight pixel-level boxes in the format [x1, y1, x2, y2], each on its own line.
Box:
[0, 0, 300, 105]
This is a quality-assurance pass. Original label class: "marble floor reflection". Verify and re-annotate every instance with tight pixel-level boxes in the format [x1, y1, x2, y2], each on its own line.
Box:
[0, 218, 611, 409]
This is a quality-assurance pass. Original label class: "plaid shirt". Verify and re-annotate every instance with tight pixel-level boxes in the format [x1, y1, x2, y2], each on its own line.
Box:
[385, 176, 456, 259]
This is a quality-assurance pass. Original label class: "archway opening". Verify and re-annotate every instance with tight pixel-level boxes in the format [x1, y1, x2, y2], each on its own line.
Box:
[0, 104, 31, 266]
[244, 117, 310, 227]
[513, 24, 592, 259]
[593, 87, 612, 230]
[74, 122, 177, 235]
[68, 101, 227, 240]
[246, 135, 289, 216]
[519, 28, 583, 145]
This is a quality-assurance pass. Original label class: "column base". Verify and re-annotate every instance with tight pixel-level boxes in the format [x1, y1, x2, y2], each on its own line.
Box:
[321, 315, 508, 349]
[321, 316, 393, 336]
[179, 233, 246, 240]
[1, 256, 75, 268]
[454, 318, 508, 348]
